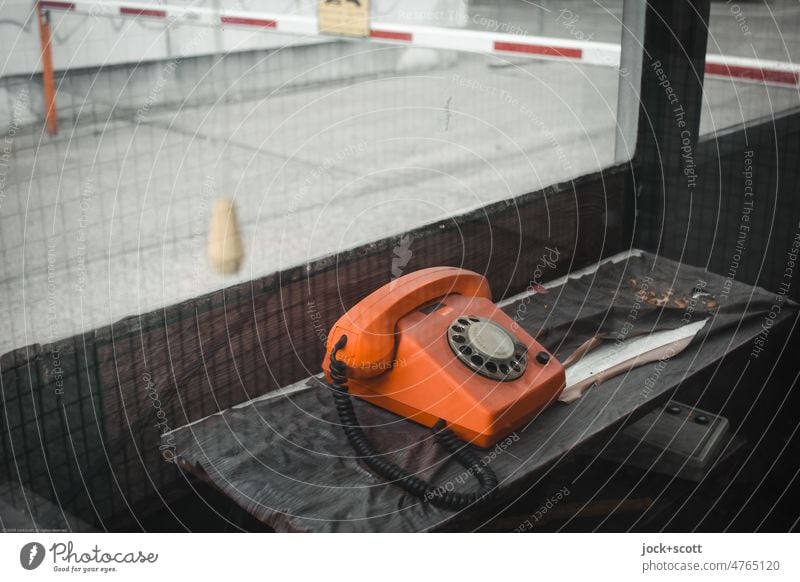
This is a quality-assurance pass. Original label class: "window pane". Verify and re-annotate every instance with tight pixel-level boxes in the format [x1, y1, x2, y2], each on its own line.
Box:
[0, 0, 626, 352]
[701, 0, 800, 135]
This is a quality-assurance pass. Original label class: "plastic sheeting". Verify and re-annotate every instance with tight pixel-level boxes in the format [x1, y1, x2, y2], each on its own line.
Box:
[166, 252, 796, 531]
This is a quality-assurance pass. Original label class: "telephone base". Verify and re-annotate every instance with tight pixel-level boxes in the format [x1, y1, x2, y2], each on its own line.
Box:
[343, 293, 565, 448]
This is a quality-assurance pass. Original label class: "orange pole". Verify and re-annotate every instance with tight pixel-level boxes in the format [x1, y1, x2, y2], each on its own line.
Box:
[36, 3, 58, 136]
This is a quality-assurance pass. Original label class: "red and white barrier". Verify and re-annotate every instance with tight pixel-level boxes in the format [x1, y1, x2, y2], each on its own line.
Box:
[704, 54, 799, 86]
[38, 0, 800, 87]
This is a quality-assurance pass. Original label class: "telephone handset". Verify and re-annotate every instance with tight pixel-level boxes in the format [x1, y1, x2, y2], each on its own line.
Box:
[325, 267, 491, 378]
[323, 266, 565, 510]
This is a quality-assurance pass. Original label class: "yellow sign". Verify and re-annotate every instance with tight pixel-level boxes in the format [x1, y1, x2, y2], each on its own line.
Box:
[318, 0, 370, 38]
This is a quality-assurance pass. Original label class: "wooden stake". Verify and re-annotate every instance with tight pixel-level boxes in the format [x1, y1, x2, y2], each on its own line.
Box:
[208, 198, 244, 274]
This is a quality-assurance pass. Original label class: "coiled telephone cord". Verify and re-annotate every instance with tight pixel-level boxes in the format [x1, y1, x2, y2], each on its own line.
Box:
[328, 335, 499, 511]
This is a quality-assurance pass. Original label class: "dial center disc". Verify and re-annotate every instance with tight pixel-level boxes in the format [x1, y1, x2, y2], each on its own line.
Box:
[447, 315, 528, 382]
[467, 321, 515, 359]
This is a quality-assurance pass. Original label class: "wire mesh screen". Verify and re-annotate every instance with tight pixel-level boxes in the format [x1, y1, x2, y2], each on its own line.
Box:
[3, 0, 797, 534]
[692, 112, 800, 304]
[696, 1, 800, 300]
[634, 0, 800, 302]
[1, 1, 627, 529]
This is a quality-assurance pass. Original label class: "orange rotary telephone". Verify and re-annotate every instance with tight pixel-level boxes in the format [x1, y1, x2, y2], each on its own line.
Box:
[323, 266, 565, 509]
